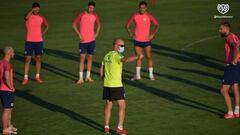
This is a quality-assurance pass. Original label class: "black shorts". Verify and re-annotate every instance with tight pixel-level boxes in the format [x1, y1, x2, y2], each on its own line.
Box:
[134, 40, 151, 48]
[222, 63, 240, 85]
[102, 87, 125, 101]
[25, 41, 44, 56]
[0, 91, 15, 108]
[79, 40, 96, 55]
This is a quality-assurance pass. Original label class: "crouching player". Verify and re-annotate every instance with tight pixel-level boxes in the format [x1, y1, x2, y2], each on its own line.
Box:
[100, 39, 143, 134]
[219, 22, 240, 119]
[0, 47, 17, 134]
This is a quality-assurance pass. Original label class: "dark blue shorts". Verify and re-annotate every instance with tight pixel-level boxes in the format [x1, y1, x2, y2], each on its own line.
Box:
[134, 40, 151, 48]
[79, 41, 96, 55]
[222, 63, 240, 85]
[25, 41, 44, 56]
[0, 91, 15, 108]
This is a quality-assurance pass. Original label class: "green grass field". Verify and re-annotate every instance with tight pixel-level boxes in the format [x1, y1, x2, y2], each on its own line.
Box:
[0, 0, 240, 134]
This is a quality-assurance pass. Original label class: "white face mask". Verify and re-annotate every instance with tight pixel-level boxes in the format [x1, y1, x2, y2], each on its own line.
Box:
[118, 46, 125, 53]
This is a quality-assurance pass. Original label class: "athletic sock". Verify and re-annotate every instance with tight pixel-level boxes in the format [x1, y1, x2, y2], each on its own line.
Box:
[86, 71, 91, 78]
[228, 111, 234, 115]
[234, 106, 240, 114]
[149, 67, 154, 78]
[104, 125, 109, 129]
[36, 73, 40, 78]
[24, 74, 28, 80]
[136, 67, 141, 78]
[79, 72, 83, 80]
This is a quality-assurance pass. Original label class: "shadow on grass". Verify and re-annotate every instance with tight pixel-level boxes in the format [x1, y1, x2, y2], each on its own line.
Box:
[123, 79, 224, 116]
[151, 44, 223, 71]
[14, 53, 78, 81]
[16, 90, 105, 133]
[168, 67, 222, 80]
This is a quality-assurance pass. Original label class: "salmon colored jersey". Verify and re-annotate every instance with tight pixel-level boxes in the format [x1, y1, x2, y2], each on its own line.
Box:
[127, 12, 159, 42]
[0, 60, 14, 92]
[25, 14, 48, 42]
[73, 12, 100, 43]
[225, 33, 240, 64]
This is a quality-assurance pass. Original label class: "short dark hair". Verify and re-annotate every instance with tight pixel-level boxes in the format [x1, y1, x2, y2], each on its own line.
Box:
[220, 21, 231, 28]
[139, 1, 147, 7]
[32, 2, 40, 8]
[88, 1, 96, 7]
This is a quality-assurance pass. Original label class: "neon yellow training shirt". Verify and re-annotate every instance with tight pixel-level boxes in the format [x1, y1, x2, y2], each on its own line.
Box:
[102, 51, 124, 87]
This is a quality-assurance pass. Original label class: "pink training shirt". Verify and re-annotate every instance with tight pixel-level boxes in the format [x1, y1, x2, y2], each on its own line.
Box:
[0, 60, 14, 92]
[25, 14, 48, 42]
[127, 12, 159, 42]
[225, 33, 240, 64]
[73, 12, 100, 43]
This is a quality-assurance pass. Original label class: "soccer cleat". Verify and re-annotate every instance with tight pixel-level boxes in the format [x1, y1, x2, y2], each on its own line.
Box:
[234, 113, 240, 118]
[85, 77, 94, 83]
[104, 127, 110, 134]
[76, 79, 84, 84]
[10, 125, 18, 132]
[116, 128, 128, 135]
[36, 78, 44, 84]
[130, 76, 141, 81]
[21, 79, 29, 85]
[2, 128, 17, 135]
[224, 113, 235, 119]
[150, 76, 156, 81]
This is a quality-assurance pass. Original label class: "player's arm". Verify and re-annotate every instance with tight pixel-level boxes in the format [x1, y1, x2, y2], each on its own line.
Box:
[100, 64, 104, 80]
[4, 70, 14, 91]
[230, 43, 240, 65]
[126, 14, 135, 38]
[72, 14, 82, 40]
[121, 54, 144, 63]
[25, 9, 34, 20]
[95, 14, 101, 39]
[42, 16, 49, 35]
[149, 14, 159, 40]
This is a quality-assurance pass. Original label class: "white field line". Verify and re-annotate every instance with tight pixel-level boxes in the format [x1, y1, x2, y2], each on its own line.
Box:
[181, 36, 219, 51]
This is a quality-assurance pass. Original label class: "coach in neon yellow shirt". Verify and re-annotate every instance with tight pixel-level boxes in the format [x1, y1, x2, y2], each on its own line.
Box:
[100, 39, 143, 135]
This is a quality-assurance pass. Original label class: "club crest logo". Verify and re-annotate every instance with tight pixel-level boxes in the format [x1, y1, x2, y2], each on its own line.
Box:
[217, 4, 229, 15]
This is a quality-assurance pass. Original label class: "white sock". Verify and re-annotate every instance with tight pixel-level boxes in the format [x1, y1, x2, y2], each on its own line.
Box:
[136, 67, 141, 78]
[86, 71, 91, 78]
[79, 72, 83, 80]
[117, 125, 123, 130]
[228, 111, 233, 115]
[24, 74, 28, 80]
[149, 67, 154, 78]
[234, 106, 240, 114]
[36, 74, 40, 78]
[104, 125, 109, 129]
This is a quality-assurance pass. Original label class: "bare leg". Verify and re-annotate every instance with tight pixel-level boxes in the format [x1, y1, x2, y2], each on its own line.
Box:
[86, 55, 94, 82]
[117, 99, 126, 128]
[104, 100, 113, 126]
[233, 83, 240, 107]
[35, 56, 42, 77]
[24, 56, 32, 78]
[77, 54, 86, 84]
[132, 46, 143, 80]
[144, 46, 153, 68]
[2, 109, 11, 130]
[221, 85, 232, 112]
